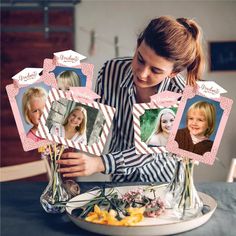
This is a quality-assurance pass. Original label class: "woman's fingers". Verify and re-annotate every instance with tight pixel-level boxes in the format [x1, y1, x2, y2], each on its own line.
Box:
[62, 171, 86, 177]
[56, 152, 104, 177]
[58, 165, 84, 173]
[62, 152, 83, 159]
[57, 159, 81, 165]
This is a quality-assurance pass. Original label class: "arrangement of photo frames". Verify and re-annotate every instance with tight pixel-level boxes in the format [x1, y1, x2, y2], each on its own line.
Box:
[5, 49, 233, 164]
[133, 82, 233, 166]
[5, 50, 116, 154]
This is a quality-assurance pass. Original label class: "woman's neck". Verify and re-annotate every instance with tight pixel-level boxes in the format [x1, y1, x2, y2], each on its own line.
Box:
[135, 86, 157, 103]
[64, 124, 77, 139]
[64, 124, 75, 132]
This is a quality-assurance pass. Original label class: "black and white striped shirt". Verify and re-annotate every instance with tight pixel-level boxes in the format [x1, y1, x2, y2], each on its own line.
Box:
[95, 57, 185, 182]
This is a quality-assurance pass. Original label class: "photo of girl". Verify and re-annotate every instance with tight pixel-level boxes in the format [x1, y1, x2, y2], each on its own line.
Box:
[57, 70, 81, 91]
[146, 108, 176, 147]
[50, 106, 87, 144]
[175, 101, 216, 155]
[22, 87, 47, 142]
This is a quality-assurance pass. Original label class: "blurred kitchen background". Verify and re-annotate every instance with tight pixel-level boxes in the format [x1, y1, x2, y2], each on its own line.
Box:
[1, 0, 236, 182]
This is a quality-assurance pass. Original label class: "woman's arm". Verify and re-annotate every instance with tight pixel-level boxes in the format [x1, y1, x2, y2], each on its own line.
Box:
[57, 146, 176, 182]
[57, 152, 105, 177]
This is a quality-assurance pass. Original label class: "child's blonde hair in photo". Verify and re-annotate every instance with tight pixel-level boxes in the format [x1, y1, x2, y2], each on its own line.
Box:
[57, 70, 81, 91]
[187, 101, 216, 137]
[22, 87, 47, 125]
[63, 106, 87, 135]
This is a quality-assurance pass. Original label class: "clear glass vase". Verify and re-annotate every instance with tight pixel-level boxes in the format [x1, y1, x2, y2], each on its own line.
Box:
[164, 157, 203, 220]
[40, 159, 70, 213]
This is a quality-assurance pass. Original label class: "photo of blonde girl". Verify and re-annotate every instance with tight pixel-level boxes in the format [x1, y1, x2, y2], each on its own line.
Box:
[57, 70, 81, 92]
[22, 87, 47, 142]
[147, 108, 176, 147]
[50, 106, 87, 144]
[175, 101, 216, 155]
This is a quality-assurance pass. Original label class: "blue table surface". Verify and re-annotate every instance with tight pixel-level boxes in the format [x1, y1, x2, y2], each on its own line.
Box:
[1, 181, 236, 236]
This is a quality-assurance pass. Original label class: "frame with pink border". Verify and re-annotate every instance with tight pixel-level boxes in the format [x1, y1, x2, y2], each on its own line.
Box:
[41, 58, 94, 90]
[166, 86, 233, 165]
[5, 76, 56, 151]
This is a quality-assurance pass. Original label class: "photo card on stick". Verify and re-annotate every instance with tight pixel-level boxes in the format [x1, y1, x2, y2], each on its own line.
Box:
[37, 88, 116, 156]
[41, 50, 94, 91]
[6, 68, 55, 151]
[166, 82, 233, 165]
[133, 91, 181, 154]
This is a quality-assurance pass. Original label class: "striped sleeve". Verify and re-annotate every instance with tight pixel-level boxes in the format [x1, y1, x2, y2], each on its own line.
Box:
[101, 147, 176, 182]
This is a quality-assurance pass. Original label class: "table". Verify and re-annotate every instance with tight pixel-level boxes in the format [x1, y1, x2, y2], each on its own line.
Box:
[1, 182, 236, 236]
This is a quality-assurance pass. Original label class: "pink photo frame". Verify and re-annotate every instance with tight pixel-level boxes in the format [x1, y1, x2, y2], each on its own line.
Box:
[37, 88, 116, 156]
[41, 58, 94, 90]
[166, 86, 233, 165]
[6, 75, 55, 151]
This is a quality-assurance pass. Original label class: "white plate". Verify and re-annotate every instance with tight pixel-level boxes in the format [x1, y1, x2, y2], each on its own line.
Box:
[66, 185, 217, 236]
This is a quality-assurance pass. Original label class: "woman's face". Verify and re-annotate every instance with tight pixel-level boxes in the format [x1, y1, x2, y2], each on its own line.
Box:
[187, 109, 208, 138]
[131, 41, 175, 89]
[28, 98, 45, 127]
[160, 112, 175, 134]
[67, 110, 84, 128]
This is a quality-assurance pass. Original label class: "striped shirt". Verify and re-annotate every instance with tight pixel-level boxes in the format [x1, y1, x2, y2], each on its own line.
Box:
[95, 57, 185, 182]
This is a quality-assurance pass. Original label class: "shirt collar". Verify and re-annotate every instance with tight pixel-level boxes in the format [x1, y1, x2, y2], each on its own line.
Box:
[120, 64, 133, 89]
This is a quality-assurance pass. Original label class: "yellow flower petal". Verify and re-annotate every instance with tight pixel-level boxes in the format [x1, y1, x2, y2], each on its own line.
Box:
[127, 207, 145, 215]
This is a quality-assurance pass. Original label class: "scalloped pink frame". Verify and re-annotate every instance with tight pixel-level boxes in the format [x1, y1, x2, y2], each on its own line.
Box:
[41, 58, 94, 90]
[5, 79, 55, 151]
[166, 86, 233, 165]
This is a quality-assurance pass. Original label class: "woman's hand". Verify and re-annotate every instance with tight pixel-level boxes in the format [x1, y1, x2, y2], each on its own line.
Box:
[57, 152, 105, 177]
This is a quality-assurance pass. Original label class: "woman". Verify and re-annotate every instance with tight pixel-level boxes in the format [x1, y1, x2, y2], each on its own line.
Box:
[57, 16, 205, 182]
[147, 108, 176, 147]
[50, 106, 87, 144]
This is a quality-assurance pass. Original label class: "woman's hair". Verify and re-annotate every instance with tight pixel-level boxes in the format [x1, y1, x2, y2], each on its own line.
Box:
[155, 108, 176, 133]
[22, 87, 47, 125]
[146, 108, 176, 143]
[137, 16, 205, 86]
[57, 70, 81, 88]
[63, 106, 87, 135]
[187, 101, 216, 137]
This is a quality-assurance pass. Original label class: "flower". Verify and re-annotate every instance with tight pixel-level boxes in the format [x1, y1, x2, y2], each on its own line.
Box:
[85, 205, 145, 226]
[144, 198, 165, 217]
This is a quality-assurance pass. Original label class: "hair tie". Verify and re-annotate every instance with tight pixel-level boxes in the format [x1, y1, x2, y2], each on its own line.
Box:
[177, 18, 196, 38]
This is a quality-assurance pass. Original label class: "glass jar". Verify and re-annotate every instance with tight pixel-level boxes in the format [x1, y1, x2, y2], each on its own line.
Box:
[40, 159, 70, 213]
[164, 157, 203, 219]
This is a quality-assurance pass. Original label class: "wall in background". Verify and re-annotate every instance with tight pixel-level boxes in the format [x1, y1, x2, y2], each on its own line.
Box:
[1, 8, 75, 181]
[75, 0, 236, 182]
